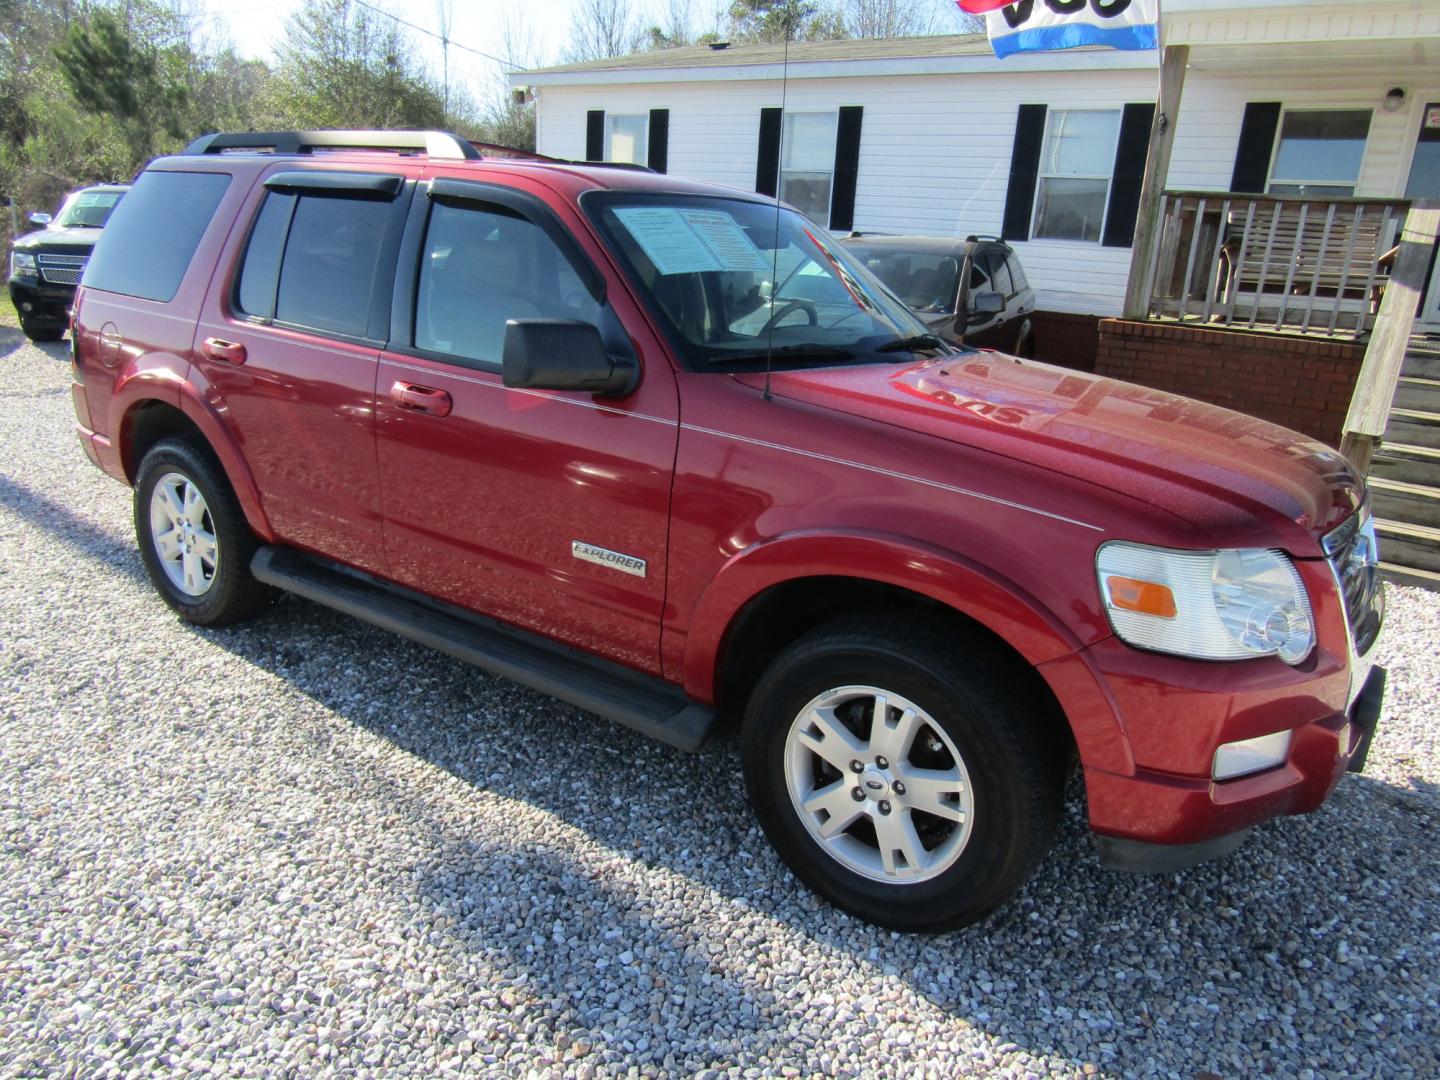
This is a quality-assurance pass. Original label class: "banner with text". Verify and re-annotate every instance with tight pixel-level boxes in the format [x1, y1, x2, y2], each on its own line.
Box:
[958, 1, 1160, 58]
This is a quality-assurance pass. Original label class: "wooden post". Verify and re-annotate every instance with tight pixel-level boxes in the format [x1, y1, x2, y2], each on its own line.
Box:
[1123, 44, 1189, 320]
[1339, 200, 1440, 474]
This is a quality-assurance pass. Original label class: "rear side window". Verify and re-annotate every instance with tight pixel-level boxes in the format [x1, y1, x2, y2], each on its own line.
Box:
[236, 189, 396, 339]
[84, 171, 230, 303]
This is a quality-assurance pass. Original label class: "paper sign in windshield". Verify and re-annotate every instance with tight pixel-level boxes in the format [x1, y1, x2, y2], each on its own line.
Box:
[74, 192, 121, 208]
[614, 206, 768, 275]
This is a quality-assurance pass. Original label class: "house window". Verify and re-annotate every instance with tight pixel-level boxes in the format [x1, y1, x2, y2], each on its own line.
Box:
[1032, 109, 1121, 243]
[607, 114, 648, 165]
[780, 112, 839, 224]
[1268, 110, 1371, 197]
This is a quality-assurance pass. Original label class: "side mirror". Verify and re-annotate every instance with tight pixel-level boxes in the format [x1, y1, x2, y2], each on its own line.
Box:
[27, 211, 52, 226]
[968, 291, 1004, 320]
[502, 319, 637, 397]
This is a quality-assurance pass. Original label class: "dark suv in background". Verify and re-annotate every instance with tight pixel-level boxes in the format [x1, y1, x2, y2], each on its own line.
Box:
[842, 235, 1036, 356]
[9, 183, 128, 341]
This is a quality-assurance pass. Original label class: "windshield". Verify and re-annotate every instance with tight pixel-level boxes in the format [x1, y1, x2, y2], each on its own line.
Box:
[847, 246, 963, 315]
[586, 193, 940, 370]
[55, 189, 125, 229]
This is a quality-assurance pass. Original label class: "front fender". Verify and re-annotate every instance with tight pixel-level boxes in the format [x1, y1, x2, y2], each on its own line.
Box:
[680, 529, 1135, 775]
[683, 529, 1081, 687]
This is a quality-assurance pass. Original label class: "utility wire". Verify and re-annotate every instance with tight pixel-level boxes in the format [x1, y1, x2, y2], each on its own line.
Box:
[351, 0, 522, 70]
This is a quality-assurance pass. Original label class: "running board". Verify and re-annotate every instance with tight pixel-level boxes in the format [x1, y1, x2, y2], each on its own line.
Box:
[251, 546, 714, 751]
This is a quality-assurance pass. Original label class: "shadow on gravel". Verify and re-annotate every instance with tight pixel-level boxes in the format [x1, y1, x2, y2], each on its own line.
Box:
[0, 322, 68, 362]
[7, 463, 1437, 1074]
[198, 598, 1437, 1076]
[0, 471, 144, 585]
[0, 322, 26, 361]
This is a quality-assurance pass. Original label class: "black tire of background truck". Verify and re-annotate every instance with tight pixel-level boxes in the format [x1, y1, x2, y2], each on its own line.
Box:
[133, 437, 275, 626]
[740, 611, 1067, 933]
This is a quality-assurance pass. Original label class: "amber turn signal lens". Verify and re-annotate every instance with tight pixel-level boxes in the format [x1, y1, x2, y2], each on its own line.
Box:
[1105, 576, 1178, 619]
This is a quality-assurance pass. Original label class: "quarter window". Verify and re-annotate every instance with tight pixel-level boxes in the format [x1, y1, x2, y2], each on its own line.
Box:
[84, 170, 230, 303]
[607, 114, 648, 165]
[415, 201, 600, 366]
[1268, 110, 1371, 197]
[780, 112, 839, 225]
[1032, 109, 1121, 243]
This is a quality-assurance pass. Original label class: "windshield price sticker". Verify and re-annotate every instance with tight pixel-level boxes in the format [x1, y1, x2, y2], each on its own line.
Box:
[73, 192, 121, 208]
[614, 206, 768, 275]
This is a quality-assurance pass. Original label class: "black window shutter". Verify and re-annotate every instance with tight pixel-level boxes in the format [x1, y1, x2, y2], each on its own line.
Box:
[828, 105, 864, 232]
[1002, 104, 1047, 242]
[585, 110, 605, 162]
[1101, 102, 1155, 248]
[756, 107, 782, 197]
[648, 109, 669, 173]
[1230, 102, 1282, 193]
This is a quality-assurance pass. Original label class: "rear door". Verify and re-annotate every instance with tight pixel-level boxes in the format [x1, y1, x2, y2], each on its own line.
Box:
[192, 168, 413, 574]
[374, 177, 680, 674]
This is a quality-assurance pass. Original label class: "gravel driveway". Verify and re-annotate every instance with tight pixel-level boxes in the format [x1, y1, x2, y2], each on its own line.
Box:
[1, 316, 1437, 1078]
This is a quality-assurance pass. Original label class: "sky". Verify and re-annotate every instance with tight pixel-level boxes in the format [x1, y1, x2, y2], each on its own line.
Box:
[195, 0, 977, 108]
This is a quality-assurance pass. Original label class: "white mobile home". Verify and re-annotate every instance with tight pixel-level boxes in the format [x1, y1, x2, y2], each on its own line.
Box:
[511, 0, 1440, 327]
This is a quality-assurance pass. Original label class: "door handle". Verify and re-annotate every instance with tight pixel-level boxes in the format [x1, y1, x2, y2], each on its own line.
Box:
[390, 380, 453, 417]
[202, 337, 247, 365]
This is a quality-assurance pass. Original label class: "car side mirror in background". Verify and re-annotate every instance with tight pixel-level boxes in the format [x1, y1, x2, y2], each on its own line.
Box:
[968, 291, 1004, 321]
[27, 212, 52, 226]
[502, 319, 638, 397]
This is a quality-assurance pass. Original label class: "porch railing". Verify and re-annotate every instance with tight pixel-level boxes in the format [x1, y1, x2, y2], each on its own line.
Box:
[1137, 192, 1413, 338]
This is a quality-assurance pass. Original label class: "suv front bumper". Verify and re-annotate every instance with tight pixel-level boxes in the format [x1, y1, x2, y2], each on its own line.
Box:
[9, 276, 76, 324]
[1090, 664, 1385, 872]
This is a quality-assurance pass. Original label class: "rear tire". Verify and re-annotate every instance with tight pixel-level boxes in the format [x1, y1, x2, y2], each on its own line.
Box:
[741, 612, 1065, 932]
[134, 438, 274, 626]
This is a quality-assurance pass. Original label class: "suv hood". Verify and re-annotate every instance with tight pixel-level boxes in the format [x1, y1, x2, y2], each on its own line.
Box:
[739, 353, 1363, 551]
[12, 227, 100, 252]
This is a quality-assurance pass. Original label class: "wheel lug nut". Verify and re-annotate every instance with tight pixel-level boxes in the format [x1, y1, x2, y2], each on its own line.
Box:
[892, 781, 905, 795]
[878, 800, 892, 815]
[875, 756, 888, 769]
[851, 787, 865, 802]
[850, 760, 864, 773]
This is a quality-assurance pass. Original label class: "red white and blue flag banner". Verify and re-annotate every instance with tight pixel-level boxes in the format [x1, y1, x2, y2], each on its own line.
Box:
[958, 1, 1160, 59]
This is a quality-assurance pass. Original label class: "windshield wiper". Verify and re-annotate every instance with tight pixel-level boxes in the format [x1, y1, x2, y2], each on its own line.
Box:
[875, 333, 951, 354]
[708, 344, 859, 366]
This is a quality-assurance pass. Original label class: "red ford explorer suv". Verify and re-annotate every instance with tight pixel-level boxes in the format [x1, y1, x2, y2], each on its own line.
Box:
[70, 130, 1385, 932]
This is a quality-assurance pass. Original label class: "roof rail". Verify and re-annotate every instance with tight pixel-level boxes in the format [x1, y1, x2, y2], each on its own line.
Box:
[560, 159, 656, 173]
[183, 130, 482, 161]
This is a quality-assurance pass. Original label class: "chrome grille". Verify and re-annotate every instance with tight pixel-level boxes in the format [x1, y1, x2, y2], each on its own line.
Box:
[37, 253, 88, 286]
[1322, 506, 1383, 656]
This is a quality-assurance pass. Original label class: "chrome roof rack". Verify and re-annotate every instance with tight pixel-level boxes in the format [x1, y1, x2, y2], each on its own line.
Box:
[183, 130, 482, 161]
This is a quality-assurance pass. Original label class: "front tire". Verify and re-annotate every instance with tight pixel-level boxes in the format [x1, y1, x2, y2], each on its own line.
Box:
[134, 438, 273, 626]
[741, 613, 1065, 932]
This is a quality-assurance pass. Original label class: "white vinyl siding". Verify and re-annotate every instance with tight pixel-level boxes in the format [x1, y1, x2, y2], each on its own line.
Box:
[532, 42, 1440, 317]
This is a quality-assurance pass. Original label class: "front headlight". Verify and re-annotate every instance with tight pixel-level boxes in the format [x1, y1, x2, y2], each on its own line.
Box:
[11, 251, 37, 277]
[1097, 542, 1315, 665]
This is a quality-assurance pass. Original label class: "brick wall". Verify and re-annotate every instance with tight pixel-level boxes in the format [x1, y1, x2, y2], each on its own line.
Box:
[1028, 311, 1100, 373]
[1095, 319, 1365, 446]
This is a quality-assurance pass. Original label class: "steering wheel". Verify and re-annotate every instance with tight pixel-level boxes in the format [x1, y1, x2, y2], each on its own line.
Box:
[761, 298, 820, 333]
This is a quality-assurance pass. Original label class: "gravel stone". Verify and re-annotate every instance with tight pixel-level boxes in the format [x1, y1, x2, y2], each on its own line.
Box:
[1, 316, 1438, 1077]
